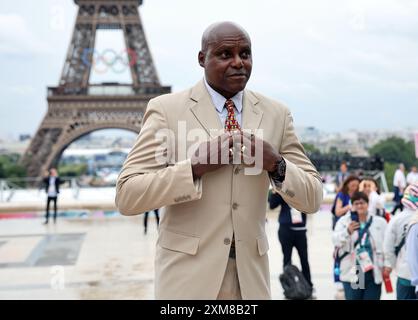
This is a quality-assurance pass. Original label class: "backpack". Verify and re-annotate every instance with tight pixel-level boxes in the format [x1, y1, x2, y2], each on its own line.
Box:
[279, 264, 312, 300]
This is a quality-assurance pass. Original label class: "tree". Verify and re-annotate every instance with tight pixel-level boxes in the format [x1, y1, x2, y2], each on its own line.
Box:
[369, 136, 417, 168]
[302, 143, 320, 155]
[369, 136, 418, 190]
[58, 163, 88, 177]
[0, 154, 27, 179]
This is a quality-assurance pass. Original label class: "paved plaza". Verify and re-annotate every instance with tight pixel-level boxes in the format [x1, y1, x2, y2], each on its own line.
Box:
[0, 206, 396, 300]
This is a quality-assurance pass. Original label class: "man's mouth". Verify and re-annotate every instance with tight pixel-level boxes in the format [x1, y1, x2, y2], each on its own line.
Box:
[228, 73, 247, 79]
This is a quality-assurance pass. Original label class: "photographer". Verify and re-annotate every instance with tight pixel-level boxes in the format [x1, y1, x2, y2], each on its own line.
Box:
[333, 192, 387, 300]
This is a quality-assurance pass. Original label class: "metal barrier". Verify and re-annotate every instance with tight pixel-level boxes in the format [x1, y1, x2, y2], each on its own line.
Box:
[0, 177, 81, 202]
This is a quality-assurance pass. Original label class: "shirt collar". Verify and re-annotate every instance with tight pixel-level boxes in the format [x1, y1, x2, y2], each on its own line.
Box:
[204, 77, 243, 114]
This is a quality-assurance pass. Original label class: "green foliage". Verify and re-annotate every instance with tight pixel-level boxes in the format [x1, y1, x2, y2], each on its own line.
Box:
[0, 154, 27, 179]
[384, 162, 398, 190]
[369, 136, 418, 168]
[369, 136, 418, 190]
[302, 143, 320, 154]
[58, 163, 88, 177]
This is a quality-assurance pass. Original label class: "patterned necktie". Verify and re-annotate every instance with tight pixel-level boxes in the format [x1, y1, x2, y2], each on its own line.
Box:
[224, 99, 241, 132]
[224, 99, 240, 255]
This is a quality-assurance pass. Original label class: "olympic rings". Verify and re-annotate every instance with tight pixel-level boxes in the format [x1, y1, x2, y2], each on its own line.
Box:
[81, 48, 138, 74]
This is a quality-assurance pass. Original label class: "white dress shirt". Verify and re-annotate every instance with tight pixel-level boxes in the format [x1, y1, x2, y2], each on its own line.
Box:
[368, 190, 385, 215]
[393, 169, 407, 189]
[204, 78, 243, 127]
[47, 177, 57, 197]
[406, 172, 418, 185]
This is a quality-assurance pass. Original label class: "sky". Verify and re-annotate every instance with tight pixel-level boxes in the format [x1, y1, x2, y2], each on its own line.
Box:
[0, 0, 417, 139]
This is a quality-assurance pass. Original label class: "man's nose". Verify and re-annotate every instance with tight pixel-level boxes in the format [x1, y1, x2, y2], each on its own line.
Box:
[231, 54, 244, 68]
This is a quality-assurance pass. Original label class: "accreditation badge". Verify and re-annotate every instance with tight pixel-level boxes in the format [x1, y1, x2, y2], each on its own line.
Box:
[290, 208, 303, 224]
[357, 247, 374, 273]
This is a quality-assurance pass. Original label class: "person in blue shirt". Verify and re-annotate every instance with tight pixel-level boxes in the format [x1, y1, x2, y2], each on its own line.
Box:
[268, 190, 314, 296]
[332, 175, 360, 230]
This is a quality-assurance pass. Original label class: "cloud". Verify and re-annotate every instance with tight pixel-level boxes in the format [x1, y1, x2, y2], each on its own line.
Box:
[7, 85, 36, 96]
[0, 14, 52, 56]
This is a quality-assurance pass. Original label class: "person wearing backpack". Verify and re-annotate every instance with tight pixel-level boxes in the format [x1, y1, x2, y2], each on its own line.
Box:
[333, 191, 387, 300]
[383, 184, 418, 299]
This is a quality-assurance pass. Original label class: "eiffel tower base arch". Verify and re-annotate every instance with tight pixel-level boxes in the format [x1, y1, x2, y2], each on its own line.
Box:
[20, 0, 171, 178]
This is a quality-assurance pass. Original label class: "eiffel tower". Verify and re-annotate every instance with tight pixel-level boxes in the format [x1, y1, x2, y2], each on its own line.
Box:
[21, 0, 170, 178]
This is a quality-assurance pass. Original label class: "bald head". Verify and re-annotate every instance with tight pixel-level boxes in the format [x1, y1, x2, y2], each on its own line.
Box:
[201, 21, 251, 53]
[198, 21, 253, 99]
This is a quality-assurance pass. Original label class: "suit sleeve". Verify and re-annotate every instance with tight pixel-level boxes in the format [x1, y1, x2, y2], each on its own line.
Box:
[270, 109, 323, 213]
[115, 98, 202, 215]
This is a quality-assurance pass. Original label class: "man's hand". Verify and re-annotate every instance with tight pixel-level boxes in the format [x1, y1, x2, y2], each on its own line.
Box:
[238, 132, 282, 172]
[347, 221, 360, 235]
[191, 133, 233, 179]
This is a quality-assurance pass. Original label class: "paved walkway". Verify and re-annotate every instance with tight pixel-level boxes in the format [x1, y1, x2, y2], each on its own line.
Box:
[0, 208, 396, 300]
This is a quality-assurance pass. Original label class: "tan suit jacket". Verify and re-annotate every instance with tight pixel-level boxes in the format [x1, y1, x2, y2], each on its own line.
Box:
[116, 80, 323, 299]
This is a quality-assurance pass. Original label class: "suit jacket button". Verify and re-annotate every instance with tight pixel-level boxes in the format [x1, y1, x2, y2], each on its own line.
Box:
[232, 203, 238, 210]
[224, 238, 231, 245]
[234, 167, 240, 175]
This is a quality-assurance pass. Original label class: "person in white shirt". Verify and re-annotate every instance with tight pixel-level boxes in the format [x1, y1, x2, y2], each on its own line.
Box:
[406, 166, 418, 186]
[383, 184, 418, 299]
[406, 211, 418, 299]
[359, 178, 385, 217]
[392, 164, 406, 215]
[43, 168, 61, 225]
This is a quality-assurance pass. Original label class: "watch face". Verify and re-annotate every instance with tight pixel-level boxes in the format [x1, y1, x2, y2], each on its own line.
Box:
[278, 159, 286, 176]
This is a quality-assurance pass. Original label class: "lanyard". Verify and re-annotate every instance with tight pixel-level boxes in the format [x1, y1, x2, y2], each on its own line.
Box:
[355, 216, 373, 249]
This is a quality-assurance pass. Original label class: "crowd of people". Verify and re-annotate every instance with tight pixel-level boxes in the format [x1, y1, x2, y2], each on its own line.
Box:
[266, 160, 418, 301]
[330, 162, 418, 300]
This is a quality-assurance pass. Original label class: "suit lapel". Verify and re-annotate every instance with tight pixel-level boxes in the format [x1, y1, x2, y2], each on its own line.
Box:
[189, 80, 263, 137]
[242, 90, 262, 132]
[190, 80, 223, 138]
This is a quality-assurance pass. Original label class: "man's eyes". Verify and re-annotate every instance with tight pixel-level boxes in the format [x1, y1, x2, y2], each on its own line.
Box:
[241, 51, 251, 59]
[219, 51, 231, 58]
[218, 50, 251, 59]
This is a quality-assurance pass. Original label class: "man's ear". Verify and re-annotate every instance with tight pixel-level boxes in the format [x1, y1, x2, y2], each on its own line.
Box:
[198, 51, 205, 68]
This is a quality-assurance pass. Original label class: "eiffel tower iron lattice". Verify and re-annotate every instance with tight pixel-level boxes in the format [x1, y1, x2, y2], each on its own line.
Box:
[21, 0, 171, 178]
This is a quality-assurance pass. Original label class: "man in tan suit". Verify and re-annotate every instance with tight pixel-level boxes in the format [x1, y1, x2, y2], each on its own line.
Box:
[116, 21, 323, 299]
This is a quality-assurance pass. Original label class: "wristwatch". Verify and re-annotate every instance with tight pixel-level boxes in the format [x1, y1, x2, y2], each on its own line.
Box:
[270, 157, 286, 183]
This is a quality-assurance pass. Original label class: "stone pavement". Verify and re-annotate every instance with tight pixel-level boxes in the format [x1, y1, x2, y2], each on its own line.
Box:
[0, 208, 396, 300]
